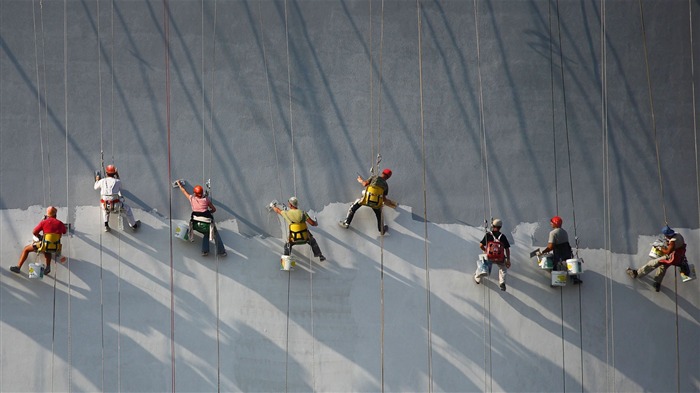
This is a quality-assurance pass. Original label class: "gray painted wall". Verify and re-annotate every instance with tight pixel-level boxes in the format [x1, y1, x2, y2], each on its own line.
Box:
[1, 0, 698, 392]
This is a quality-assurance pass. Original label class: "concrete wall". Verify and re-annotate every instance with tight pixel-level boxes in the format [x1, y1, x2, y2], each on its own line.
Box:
[1, 0, 698, 391]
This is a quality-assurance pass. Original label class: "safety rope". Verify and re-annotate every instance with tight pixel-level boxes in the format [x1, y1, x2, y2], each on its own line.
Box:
[257, 1, 284, 201]
[471, 1, 494, 389]
[376, 0, 385, 169]
[600, 1, 615, 389]
[161, 0, 176, 391]
[108, 0, 122, 389]
[32, 0, 47, 207]
[638, 0, 668, 225]
[416, 3, 433, 392]
[371, 1, 387, 391]
[546, 2, 566, 389]
[206, 0, 217, 188]
[0, 0, 3, 384]
[62, 0, 73, 390]
[37, 0, 60, 390]
[639, 3, 681, 390]
[198, 1, 222, 389]
[284, 0, 297, 197]
[552, 2, 585, 390]
[368, 0, 374, 166]
[39, 0, 51, 203]
[95, 0, 107, 389]
[547, 0, 559, 215]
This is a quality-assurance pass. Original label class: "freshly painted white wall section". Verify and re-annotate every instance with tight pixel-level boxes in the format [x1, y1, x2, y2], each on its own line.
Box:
[1, 0, 699, 392]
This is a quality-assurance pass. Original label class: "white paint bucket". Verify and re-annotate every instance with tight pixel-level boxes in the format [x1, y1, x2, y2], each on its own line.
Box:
[566, 258, 583, 275]
[281, 255, 295, 271]
[539, 254, 554, 270]
[28, 263, 44, 279]
[649, 246, 664, 259]
[476, 254, 490, 278]
[551, 270, 568, 287]
[174, 223, 189, 241]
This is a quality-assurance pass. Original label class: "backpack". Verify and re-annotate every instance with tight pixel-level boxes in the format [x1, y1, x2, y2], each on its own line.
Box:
[486, 232, 505, 262]
[362, 185, 385, 208]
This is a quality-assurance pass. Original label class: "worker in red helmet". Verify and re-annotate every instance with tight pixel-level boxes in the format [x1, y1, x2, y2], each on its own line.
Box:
[339, 168, 396, 234]
[538, 215, 581, 284]
[9, 206, 67, 276]
[94, 164, 140, 232]
[175, 180, 226, 256]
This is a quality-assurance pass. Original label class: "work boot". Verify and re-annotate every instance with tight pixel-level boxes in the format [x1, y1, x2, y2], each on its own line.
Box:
[338, 220, 349, 229]
[201, 252, 208, 257]
[44, 266, 51, 275]
[626, 268, 637, 279]
[653, 282, 661, 292]
[9, 266, 20, 274]
[319, 254, 326, 261]
[474, 275, 481, 284]
[130, 220, 140, 231]
[104, 223, 111, 232]
[499, 283, 506, 291]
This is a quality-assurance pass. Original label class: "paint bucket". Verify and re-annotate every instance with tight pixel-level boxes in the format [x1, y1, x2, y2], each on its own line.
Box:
[566, 258, 583, 275]
[281, 255, 296, 271]
[551, 270, 568, 287]
[539, 254, 554, 270]
[682, 263, 697, 283]
[649, 246, 664, 259]
[28, 263, 44, 279]
[476, 254, 491, 278]
[174, 223, 189, 241]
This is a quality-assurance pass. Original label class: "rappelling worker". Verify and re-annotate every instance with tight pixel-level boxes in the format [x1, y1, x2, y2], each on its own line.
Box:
[94, 164, 140, 232]
[339, 168, 396, 234]
[175, 180, 226, 257]
[538, 215, 581, 284]
[9, 206, 67, 276]
[272, 197, 326, 261]
[627, 225, 687, 292]
[475, 218, 511, 291]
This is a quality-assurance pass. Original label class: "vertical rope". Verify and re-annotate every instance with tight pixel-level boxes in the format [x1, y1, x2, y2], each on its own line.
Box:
[548, 0, 558, 213]
[200, 0, 205, 183]
[258, 1, 284, 201]
[202, 2, 221, 388]
[368, 0, 374, 167]
[62, 1, 72, 390]
[0, 0, 3, 381]
[109, 1, 122, 389]
[553, 2, 585, 389]
[416, 2, 433, 392]
[32, 0, 47, 207]
[46, 1, 62, 390]
[638, 0, 667, 225]
[39, 0, 51, 203]
[376, 0, 385, 164]
[548, 2, 566, 388]
[600, 0, 615, 389]
[95, 0, 106, 389]
[474, 0, 491, 223]
[207, 0, 217, 185]
[472, 1, 493, 389]
[373, 2, 387, 391]
[284, 0, 297, 196]
[161, 0, 175, 391]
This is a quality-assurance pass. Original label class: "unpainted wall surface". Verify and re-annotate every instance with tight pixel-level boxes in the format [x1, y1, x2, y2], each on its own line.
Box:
[0, 1, 699, 392]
